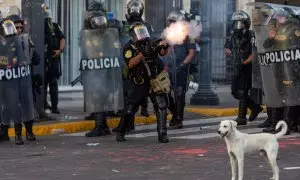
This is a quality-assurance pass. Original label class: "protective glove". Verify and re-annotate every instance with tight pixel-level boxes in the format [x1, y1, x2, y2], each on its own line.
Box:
[176, 62, 187, 73]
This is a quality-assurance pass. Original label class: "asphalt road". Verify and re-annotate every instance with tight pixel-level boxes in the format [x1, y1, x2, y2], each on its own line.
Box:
[0, 117, 300, 180]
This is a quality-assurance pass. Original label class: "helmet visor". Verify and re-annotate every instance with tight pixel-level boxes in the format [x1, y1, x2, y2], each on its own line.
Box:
[133, 25, 150, 40]
[2, 20, 17, 37]
[90, 16, 107, 29]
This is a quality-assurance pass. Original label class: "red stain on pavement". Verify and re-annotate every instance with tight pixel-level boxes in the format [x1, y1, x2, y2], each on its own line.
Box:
[172, 148, 208, 155]
[279, 139, 300, 148]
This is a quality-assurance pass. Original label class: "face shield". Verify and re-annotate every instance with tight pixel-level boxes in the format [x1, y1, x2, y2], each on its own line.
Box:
[233, 21, 245, 29]
[232, 11, 250, 30]
[132, 24, 150, 41]
[90, 16, 107, 29]
[1, 20, 17, 37]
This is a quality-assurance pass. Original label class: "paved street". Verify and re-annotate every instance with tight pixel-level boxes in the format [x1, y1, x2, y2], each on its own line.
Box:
[1, 115, 300, 180]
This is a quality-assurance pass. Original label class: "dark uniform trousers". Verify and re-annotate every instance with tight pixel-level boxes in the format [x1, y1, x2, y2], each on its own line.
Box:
[118, 80, 168, 136]
[168, 68, 189, 123]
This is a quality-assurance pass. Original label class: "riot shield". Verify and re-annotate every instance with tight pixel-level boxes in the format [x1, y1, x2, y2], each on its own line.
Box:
[80, 28, 124, 113]
[251, 3, 300, 107]
[0, 35, 35, 125]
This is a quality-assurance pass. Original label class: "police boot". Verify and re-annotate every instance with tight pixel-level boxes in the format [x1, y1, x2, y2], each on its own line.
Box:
[235, 99, 247, 126]
[248, 103, 263, 122]
[14, 123, 24, 145]
[24, 120, 36, 141]
[257, 107, 272, 128]
[155, 96, 169, 143]
[169, 95, 184, 130]
[85, 113, 109, 137]
[263, 108, 283, 133]
[0, 125, 10, 142]
[116, 105, 134, 142]
[156, 110, 169, 143]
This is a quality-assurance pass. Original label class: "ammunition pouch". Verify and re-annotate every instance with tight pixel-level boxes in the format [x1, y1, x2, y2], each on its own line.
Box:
[150, 71, 171, 94]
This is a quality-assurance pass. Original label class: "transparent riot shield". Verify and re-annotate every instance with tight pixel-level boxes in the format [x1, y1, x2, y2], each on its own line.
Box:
[80, 28, 124, 113]
[251, 3, 300, 107]
[0, 35, 34, 125]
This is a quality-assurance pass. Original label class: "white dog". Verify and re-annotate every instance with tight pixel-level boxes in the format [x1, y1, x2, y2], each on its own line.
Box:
[217, 120, 287, 180]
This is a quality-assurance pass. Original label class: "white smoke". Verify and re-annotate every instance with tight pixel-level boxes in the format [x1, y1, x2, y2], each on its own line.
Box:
[162, 20, 202, 45]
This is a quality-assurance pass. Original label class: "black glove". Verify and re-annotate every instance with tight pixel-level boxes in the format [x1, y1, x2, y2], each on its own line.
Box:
[176, 63, 187, 73]
[32, 74, 43, 95]
[31, 51, 41, 66]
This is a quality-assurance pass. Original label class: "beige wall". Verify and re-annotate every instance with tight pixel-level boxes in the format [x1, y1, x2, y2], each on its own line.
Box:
[0, 0, 21, 17]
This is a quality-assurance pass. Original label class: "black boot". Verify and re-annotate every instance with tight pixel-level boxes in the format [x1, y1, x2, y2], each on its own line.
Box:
[248, 104, 263, 122]
[140, 97, 149, 117]
[263, 108, 283, 133]
[257, 107, 272, 128]
[157, 111, 169, 143]
[116, 105, 135, 142]
[0, 125, 10, 142]
[235, 99, 248, 126]
[85, 113, 110, 137]
[169, 94, 184, 129]
[24, 120, 36, 141]
[155, 96, 169, 143]
[14, 123, 24, 145]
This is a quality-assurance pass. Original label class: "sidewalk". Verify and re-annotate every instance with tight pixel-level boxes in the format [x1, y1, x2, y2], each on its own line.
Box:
[7, 85, 266, 137]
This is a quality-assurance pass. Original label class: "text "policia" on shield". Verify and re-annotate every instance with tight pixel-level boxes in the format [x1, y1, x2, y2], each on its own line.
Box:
[81, 57, 120, 70]
[259, 49, 300, 66]
[0, 65, 31, 81]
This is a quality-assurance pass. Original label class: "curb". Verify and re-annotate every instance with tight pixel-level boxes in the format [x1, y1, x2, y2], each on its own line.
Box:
[186, 105, 267, 117]
[7, 115, 172, 137]
[7, 106, 267, 137]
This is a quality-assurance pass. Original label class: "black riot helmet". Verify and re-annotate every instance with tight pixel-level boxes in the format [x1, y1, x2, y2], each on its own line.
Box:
[129, 22, 150, 42]
[7, 14, 24, 24]
[126, 0, 144, 22]
[232, 11, 251, 30]
[166, 10, 185, 26]
[0, 19, 17, 37]
[87, 1, 107, 12]
[84, 11, 107, 30]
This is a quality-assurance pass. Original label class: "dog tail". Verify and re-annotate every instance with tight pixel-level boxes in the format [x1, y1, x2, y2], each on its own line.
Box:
[275, 120, 288, 139]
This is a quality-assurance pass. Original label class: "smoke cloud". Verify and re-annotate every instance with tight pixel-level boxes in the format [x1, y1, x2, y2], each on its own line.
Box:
[162, 20, 202, 45]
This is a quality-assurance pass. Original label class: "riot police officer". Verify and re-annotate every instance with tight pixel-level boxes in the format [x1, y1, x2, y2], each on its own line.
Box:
[262, 8, 299, 133]
[43, 5, 66, 114]
[81, 9, 125, 137]
[224, 11, 263, 126]
[7, 13, 39, 142]
[165, 10, 196, 129]
[116, 22, 170, 143]
[112, 0, 152, 133]
[0, 18, 35, 145]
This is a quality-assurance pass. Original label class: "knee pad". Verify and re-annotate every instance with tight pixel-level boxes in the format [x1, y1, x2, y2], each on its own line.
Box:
[155, 96, 167, 110]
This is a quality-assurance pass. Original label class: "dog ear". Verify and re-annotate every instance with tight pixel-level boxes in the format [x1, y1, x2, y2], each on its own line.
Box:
[230, 120, 237, 128]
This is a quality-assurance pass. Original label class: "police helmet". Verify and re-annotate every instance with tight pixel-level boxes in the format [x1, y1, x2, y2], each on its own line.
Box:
[87, 1, 107, 12]
[0, 19, 17, 37]
[232, 11, 251, 29]
[7, 14, 24, 24]
[127, 0, 144, 19]
[84, 11, 107, 29]
[129, 22, 150, 41]
[166, 10, 185, 26]
[41, 4, 52, 19]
